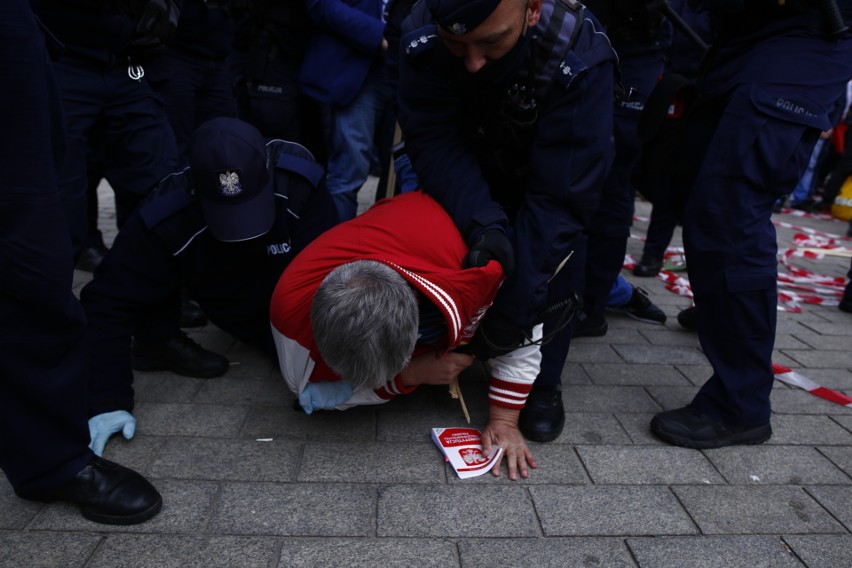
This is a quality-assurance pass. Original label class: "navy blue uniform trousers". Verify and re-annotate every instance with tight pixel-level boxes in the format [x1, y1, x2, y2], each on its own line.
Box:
[685, 30, 852, 426]
[52, 52, 178, 259]
[582, 46, 667, 322]
[0, 0, 94, 494]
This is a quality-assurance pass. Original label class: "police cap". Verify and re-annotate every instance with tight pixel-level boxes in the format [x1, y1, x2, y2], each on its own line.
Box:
[189, 118, 275, 242]
[426, 0, 503, 35]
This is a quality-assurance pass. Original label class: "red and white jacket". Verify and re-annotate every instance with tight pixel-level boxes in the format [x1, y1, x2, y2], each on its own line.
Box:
[270, 191, 542, 410]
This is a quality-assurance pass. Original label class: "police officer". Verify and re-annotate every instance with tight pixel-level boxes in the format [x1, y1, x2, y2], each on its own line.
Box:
[651, 0, 852, 448]
[1, 0, 161, 525]
[396, 0, 618, 449]
[30, 0, 181, 259]
[573, 0, 673, 336]
[80, 117, 338, 455]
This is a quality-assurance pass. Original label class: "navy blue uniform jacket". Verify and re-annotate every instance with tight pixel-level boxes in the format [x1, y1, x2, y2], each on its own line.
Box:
[397, 1, 618, 327]
[80, 140, 338, 416]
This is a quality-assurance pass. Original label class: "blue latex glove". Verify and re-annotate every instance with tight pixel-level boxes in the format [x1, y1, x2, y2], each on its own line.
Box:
[88, 410, 136, 457]
[299, 381, 354, 415]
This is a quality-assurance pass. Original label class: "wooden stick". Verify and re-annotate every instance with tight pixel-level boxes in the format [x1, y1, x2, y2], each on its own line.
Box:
[448, 378, 471, 424]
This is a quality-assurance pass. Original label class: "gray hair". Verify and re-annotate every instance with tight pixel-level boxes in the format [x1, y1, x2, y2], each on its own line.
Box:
[311, 260, 419, 390]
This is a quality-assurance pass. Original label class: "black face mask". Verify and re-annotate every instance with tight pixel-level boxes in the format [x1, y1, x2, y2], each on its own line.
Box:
[469, 27, 532, 86]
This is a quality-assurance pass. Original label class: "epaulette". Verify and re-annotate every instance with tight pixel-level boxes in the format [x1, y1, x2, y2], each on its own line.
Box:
[269, 139, 325, 219]
[139, 169, 195, 230]
[401, 24, 439, 58]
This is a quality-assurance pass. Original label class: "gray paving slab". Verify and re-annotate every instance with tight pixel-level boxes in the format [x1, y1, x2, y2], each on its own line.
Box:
[562, 385, 662, 413]
[529, 486, 697, 536]
[615, 412, 668, 445]
[572, 326, 650, 346]
[799, 367, 852, 390]
[298, 442, 445, 483]
[582, 363, 692, 386]
[773, 334, 818, 350]
[132, 402, 250, 437]
[150, 438, 301, 482]
[782, 350, 852, 369]
[566, 342, 623, 364]
[771, 388, 852, 415]
[239, 404, 377, 442]
[577, 446, 724, 485]
[818, 445, 852, 477]
[673, 364, 714, 386]
[767, 415, 852, 445]
[279, 538, 459, 568]
[209, 483, 376, 536]
[559, 361, 594, 385]
[636, 328, 704, 347]
[614, 344, 707, 366]
[132, 373, 205, 403]
[446, 443, 588, 485]
[458, 537, 636, 568]
[805, 485, 852, 531]
[626, 536, 804, 568]
[0, 531, 102, 568]
[192, 377, 292, 405]
[376, 408, 488, 443]
[834, 415, 852, 432]
[100, 434, 165, 475]
[87, 535, 280, 568]
[799, 321, 852, 336]
[783, 535, 852, 568]
[672, 486, 847, 534]
[561, 412, 634, 445]
[377, 485, 539, 537]
[644, 385, 700, 411]
[791, 331, 852, 352]
[703, 446, 851, 485]
[31, 479, 219, 533]
[0, 485, 44, 529]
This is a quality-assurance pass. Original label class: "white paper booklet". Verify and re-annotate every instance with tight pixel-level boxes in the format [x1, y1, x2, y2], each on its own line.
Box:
[431, 427, 503, 479]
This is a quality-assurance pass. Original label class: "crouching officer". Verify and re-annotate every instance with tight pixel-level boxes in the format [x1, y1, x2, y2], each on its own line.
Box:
[396, 0, 618, 442]
[80, 117, 338, 455]
[650, 0, 852, 448]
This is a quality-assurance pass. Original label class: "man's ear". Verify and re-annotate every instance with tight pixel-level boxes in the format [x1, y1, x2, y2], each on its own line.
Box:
[527, 0, 542, 27]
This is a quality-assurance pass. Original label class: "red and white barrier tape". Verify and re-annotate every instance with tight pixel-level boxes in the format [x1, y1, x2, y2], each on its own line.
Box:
[773, 363, 852, 408]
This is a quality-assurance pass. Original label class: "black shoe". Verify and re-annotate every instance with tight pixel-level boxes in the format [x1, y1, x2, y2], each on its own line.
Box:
[650, 405, 772, 449]
[609, 287, 666, 324]
[677, 305, 698, 331]
[633, 256, 663, 277]
[16, 457, 162, 525]
[840, 295, 852, 314]
[132, 332, 229, 378]
[180, 299, 208, 328]
[573, 315, 608, 338]
[518, 388, 565, 442]
[76, 243, 109, 273]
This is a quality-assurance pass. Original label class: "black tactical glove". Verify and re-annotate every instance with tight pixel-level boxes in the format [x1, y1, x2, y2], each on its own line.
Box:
[462, 228, 514, 274]
[129, 0, 180, 57]
[457, 309, 532, 361]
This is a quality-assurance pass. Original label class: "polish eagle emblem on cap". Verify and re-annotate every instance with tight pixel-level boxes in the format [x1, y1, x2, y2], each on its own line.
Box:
[218, 170, 242, 196]
[449, 22, 467, 35]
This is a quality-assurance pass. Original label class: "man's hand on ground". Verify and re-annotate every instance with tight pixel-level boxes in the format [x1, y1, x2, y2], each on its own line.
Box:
[481, 406, 537, 481]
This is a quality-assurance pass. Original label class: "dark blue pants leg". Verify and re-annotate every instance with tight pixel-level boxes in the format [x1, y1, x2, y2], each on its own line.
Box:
[685, 85, 821, 426]
[0, 0, 93, 494]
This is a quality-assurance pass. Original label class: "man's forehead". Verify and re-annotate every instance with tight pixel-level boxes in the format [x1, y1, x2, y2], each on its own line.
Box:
[427, 0, 503, 35]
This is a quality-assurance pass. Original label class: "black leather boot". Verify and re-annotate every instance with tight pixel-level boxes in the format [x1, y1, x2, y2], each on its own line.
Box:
[518, 388, 565, 442]
[132, 332, 229, 378]
[16, 457, 162, 525]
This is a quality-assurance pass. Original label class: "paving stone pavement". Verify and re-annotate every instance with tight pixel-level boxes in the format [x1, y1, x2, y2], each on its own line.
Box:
[2, 183, 852, 567]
